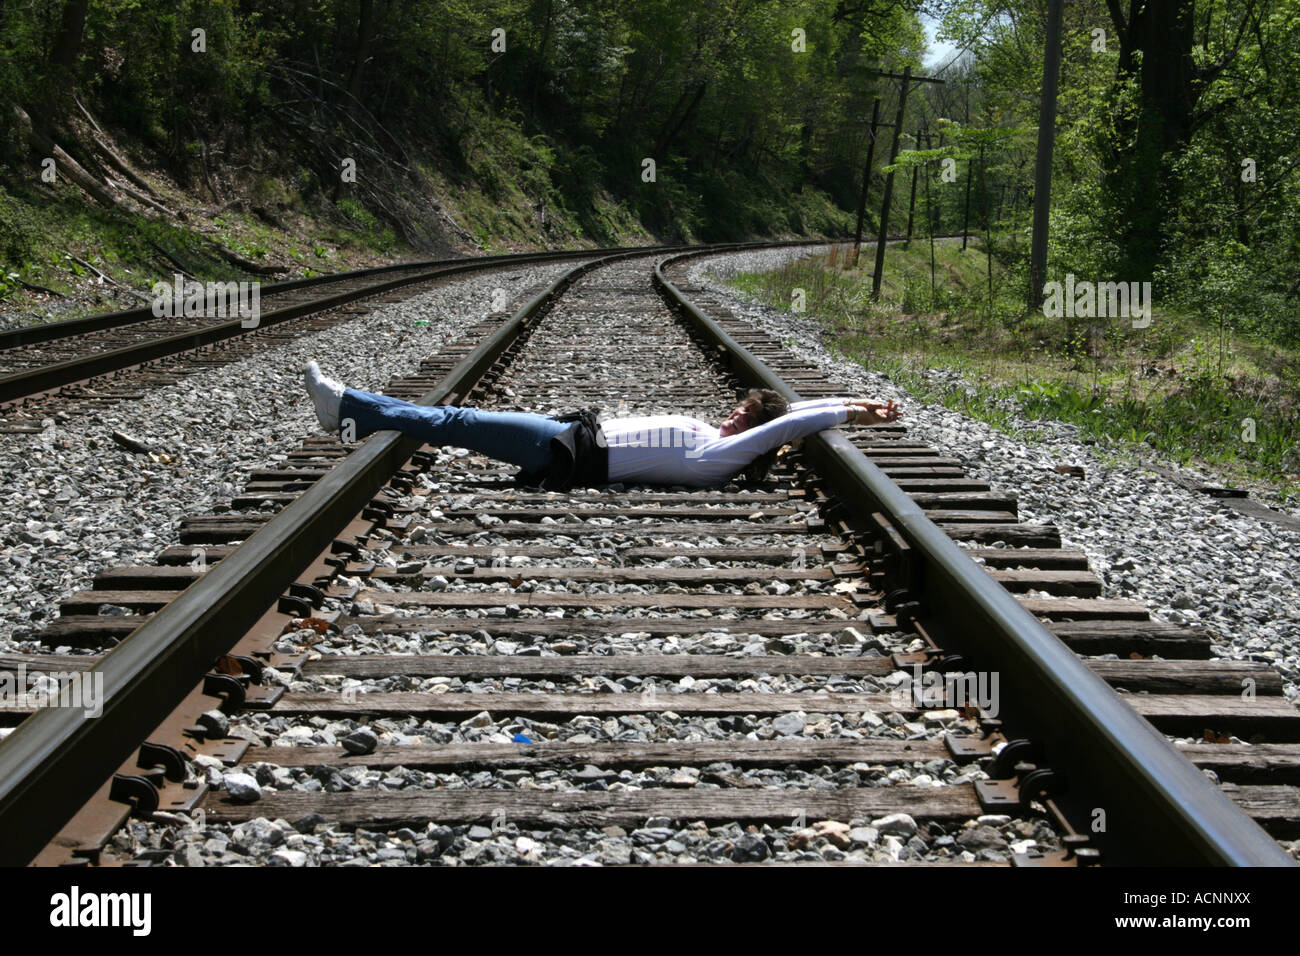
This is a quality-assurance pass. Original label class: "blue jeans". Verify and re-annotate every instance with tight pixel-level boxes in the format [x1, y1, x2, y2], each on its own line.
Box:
[338, 388, 567, 473]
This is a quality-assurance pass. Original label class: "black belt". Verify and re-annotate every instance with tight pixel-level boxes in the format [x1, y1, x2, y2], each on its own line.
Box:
[515, 408, 609, 491]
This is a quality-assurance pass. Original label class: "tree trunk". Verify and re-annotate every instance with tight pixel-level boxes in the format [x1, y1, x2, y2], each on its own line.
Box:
[1101, 0, 1199, 281]
[74, 95, 168, 200]
[50, 0, 89, 73]
[653, 80, 707, 159]
[532, 0, 554, 116]
[961, 84, 972, 250]
[15, 104, 120, 210]
[45, 0, 90, 121]
[798, 119, 812, 192]
[853, 98, 881, 251]
[346, 0, 377, 108]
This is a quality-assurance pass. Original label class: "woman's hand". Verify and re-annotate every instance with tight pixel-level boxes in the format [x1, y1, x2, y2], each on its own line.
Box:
[846, 399, 901, 425]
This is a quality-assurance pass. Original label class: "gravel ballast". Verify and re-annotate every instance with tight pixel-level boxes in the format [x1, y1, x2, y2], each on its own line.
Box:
[690, 248, 1300, 703]
[0, 263, 575, 651]
[9, 246, 1295, 866]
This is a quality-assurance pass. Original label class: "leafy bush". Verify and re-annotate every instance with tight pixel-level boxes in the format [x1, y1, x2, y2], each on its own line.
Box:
[0, 186, 47, 268]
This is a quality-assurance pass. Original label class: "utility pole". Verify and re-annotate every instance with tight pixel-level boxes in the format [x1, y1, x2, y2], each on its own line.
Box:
[852, 98, 882, 264]
[870, 67, 944, 300]
[1027, 0, 1064, 311]
[961, 85, 973, 250]
[981, 143, 992, 311]
[926, 129, 936, 303]
[904, 125, 922, 249]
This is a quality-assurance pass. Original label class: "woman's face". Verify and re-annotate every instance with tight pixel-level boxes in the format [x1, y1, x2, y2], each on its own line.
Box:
[719, 403, 755, 437]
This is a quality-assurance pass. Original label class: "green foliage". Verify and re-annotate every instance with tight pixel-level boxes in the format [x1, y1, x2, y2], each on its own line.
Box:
[2, 0, 1295, 364]
[335, 197, 396, 252]
[727, 244, 1300, 497]
[0, 184, 47, 267]
[934, 0, 1300, 353]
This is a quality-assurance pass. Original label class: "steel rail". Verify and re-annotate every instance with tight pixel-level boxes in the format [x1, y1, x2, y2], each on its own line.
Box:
[0, 248, 667, 404]
[0, 237, 856, 864]
[0, 240, 834, 404]
[653, 251, 1294, 866]
[0, 245, 652, 350]
[0, 236, 889, 353]
[0, 239, 791, 866]
[0, 246, 684, 866]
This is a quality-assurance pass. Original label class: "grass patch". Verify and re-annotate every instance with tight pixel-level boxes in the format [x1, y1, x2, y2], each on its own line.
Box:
[0, 174, 408, 327]
[724, 242, 1300, 503]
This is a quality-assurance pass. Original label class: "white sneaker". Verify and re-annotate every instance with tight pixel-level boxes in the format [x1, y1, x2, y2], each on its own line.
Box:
[304, 361, 344, 432]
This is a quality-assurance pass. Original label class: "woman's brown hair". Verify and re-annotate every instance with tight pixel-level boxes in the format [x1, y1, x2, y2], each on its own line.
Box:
[739, 388, 787, 426]
[736, 388, 789, 484]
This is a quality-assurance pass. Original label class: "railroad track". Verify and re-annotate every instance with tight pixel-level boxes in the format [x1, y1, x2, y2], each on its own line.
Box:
[0, 244, 717, 417]
[0, 244, 1295, 867]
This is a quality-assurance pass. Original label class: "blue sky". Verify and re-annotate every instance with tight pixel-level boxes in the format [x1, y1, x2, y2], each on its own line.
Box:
[921, 10, 960, 68]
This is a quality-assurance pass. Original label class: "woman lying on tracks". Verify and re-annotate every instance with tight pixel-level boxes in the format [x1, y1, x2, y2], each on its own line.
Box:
[304, 361, 901, 490]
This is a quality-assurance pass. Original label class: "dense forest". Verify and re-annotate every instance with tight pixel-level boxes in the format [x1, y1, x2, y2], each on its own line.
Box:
[0, 0, 1297, 347]
[2, 0, 922, 265]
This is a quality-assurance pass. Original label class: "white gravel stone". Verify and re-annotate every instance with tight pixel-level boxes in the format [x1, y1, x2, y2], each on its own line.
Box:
[222, 772, 262, 802]
[269, 848, 309, 867]
[870, 812, 918, 837]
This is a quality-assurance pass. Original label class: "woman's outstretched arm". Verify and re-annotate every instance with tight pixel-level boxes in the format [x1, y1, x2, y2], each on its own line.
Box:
[788, 396, 902, 424]
[689, 404, 849, 480]
[686, 399, 904, 484]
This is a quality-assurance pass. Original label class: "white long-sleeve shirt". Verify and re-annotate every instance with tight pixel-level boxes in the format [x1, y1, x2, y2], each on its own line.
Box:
[600, 397, 851, 487]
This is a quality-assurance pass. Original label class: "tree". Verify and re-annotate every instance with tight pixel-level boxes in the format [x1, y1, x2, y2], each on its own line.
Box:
[1099, 0, 1261, 282]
